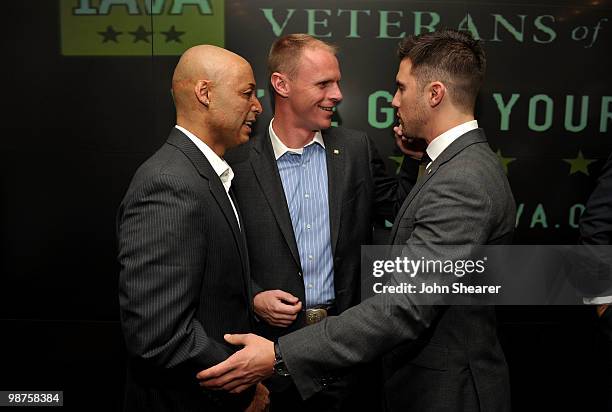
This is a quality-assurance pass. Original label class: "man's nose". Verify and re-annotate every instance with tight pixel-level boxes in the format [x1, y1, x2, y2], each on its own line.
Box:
[252, 96, 263, 114]
[329, 83, 343, 103]
[391, 90, 400, 108]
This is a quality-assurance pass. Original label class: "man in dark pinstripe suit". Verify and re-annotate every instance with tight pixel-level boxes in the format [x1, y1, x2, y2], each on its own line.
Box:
[117, 45, 267, 412]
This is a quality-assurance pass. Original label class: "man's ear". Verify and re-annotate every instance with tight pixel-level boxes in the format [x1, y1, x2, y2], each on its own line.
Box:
[429, 81, 446, 108]
[194, 80, 211, 107]
[270, 72, 290, 98]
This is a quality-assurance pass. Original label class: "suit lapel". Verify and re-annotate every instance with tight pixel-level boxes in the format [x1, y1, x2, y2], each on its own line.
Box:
[389, 128, 488, 243]
[167, 129, 248, 274]
[323, 129, 344, 255]
[249, 131, 302, 270]
[229, 187, 253, 310]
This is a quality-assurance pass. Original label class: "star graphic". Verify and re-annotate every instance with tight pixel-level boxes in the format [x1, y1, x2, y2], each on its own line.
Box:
[563, 150, 597, 176]
[388, 155, 404, 174]
[161, 25, 185, 43]
[98, 25, 122, 43]
[129, 25, 153, 43]
[495, 150, 516, 175]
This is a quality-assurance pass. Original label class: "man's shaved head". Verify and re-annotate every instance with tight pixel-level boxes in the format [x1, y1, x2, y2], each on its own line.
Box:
[172, 45, 249, 113]
[171, 44, 262, 156]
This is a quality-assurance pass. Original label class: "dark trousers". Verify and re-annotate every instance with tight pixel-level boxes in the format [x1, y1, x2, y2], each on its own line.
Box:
[268, 378, 351, 412]
[599, 309, 612, 410]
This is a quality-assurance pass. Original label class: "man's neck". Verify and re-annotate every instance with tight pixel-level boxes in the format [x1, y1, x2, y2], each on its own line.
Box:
[425, 112, 475, 144]
[271, 113, 317, 149]
[176, 118, 225, 157]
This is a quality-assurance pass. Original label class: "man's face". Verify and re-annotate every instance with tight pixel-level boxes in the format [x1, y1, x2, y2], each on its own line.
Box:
[391, 58, 428, 139]
[211, 61, 262, 149]
[286, 48, 342, 131]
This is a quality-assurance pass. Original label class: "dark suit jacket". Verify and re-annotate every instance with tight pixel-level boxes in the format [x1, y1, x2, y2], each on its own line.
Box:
[580, 152, 612, 246]
[580, 152, 612, 340]
[279, 128, 516, 412]
[227, 126, 418, 341]
[117, 128, 254, 412]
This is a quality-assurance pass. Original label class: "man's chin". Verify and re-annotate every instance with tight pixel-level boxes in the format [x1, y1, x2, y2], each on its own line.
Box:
[239, 133, 251, 144]
[227, 134, 250, 150]
[317, 119, 333, 130]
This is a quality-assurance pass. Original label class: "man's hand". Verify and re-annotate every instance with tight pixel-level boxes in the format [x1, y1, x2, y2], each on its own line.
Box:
[245, 383, 270, 412]
[394, 125, 426, 160]
[253, 290, 302, 327]
[196, 333, 275, 394]
[598, 304, 609, 318]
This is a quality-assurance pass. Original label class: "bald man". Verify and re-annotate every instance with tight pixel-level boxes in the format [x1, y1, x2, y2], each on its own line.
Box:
[117, 45, 265, 412]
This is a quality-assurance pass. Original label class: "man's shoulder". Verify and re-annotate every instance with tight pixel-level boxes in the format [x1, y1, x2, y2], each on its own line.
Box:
[124, 141, 207, 198]
[137, 142, 195, 177]
[439, 142, 501, 178]
[323, 125, 366, 141]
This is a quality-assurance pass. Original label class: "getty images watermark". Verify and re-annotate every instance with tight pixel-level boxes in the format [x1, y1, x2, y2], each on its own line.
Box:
[361, 245, 612, 305]
[371, 256, 501, 295]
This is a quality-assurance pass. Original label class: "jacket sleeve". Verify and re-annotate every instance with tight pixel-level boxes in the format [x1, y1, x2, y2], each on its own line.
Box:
[278, 165, 499, 399]
[365, 133, 420, 222]
[580, 153, 612, 246]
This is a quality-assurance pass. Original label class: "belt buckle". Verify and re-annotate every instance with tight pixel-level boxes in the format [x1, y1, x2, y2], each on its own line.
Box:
[305, 308, 328, 325]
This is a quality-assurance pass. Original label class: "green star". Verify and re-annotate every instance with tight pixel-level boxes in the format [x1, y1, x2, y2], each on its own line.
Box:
[389, 155, 404, 174]
[161, 25, 185, 43]
[495, 150, 516, 175]
[98, 25, 122, 43]
[130, 25, 153, 43]
[563, 150, 597, 176]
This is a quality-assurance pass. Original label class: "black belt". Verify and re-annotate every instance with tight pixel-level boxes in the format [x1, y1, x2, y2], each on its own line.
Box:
[304, 304, 337, 325]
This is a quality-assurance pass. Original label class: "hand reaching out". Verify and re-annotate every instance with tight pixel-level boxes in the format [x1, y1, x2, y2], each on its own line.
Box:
[196, 333, 275, 394]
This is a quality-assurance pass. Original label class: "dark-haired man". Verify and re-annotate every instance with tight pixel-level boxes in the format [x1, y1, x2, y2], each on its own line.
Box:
[580, 152, 612, 409]
[198, 30, 515, 412]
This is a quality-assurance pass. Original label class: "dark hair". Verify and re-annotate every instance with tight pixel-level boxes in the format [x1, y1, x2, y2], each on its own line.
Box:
[397, 29, 486, 111]
[267, 33, 338, 79]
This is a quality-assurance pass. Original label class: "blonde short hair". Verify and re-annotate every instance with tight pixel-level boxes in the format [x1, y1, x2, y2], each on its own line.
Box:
[267, 33, 338, 79]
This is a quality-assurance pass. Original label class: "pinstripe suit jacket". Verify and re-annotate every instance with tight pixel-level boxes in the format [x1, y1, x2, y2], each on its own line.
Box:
[279, 128, 516, 411]
[117, 128, 254, 412]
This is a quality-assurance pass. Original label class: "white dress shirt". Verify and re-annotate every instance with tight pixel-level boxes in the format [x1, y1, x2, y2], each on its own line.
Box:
[175, 125, 240, 229]
[426, 120, 479, 167]
[269, 118, 325, 159]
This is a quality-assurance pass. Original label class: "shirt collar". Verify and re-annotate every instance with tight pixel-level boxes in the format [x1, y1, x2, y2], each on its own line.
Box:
[268, 118, 325, 160]
[174, 125, 234, 190]
[426, 120, 479, 163]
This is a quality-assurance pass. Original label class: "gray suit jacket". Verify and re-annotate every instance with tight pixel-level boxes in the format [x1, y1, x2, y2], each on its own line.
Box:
[117, 128, 255, 411]
[279, 128, 516, 412]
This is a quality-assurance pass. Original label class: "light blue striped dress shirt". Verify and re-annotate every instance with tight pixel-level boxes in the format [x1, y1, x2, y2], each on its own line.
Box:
[269, 120, 335, 308]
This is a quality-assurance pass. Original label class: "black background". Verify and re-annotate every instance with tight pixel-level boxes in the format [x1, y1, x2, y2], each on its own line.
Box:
[1, 0, 611, 410]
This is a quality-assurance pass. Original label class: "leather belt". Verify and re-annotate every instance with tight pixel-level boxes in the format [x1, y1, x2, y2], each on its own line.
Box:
[305, 304, 337, 325]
